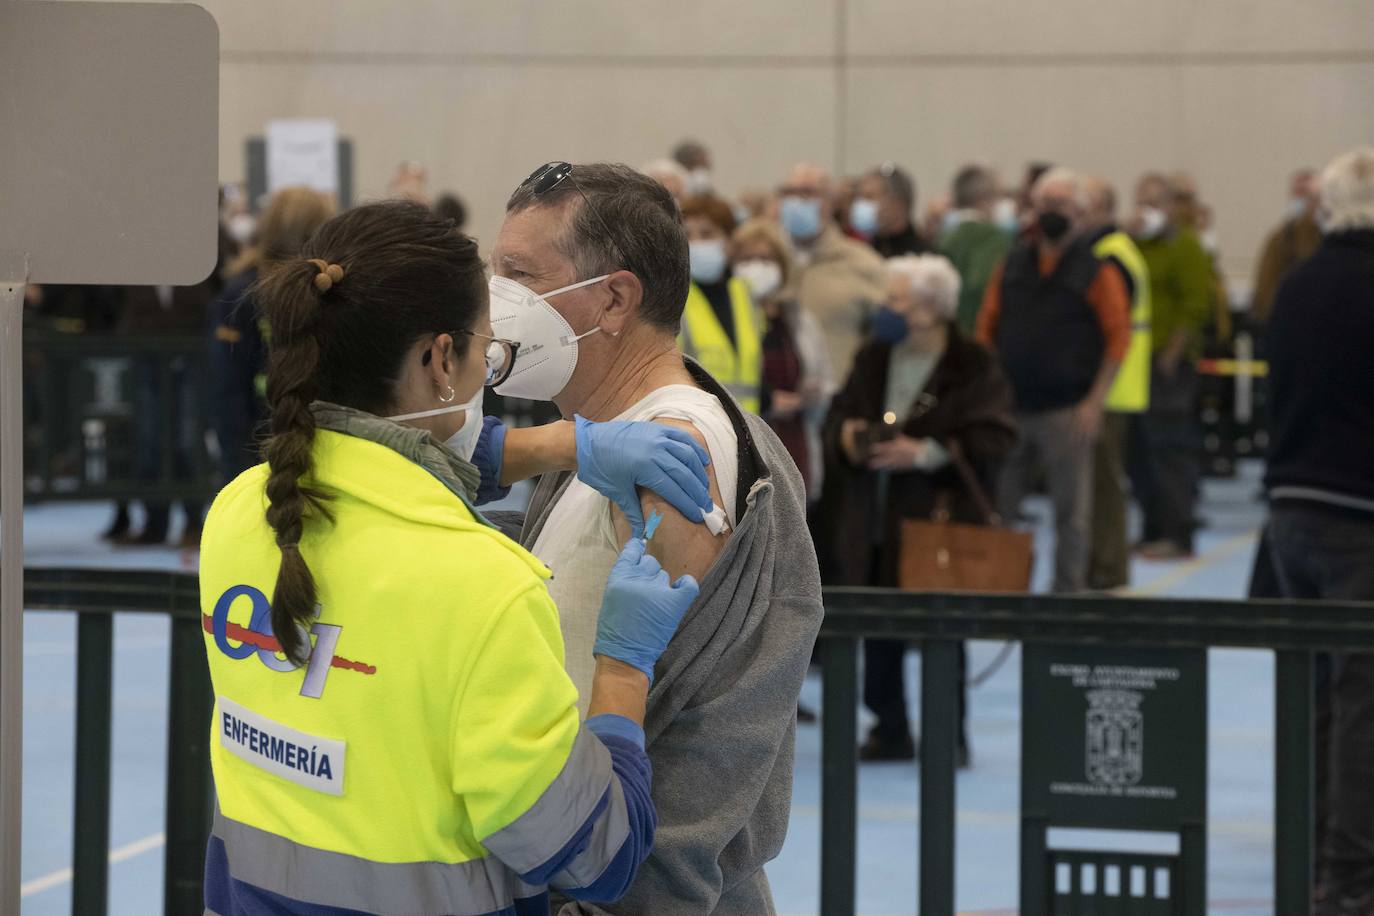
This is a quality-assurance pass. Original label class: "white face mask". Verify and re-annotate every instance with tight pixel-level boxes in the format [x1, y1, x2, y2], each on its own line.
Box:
[991, 198, 1019, 234]
[1137, 206, 1168, 239]
[227, 212, 255, 245]
[488, 273, 610, 402]
[734, 259, 782, 300]
[386, 384, 485, 461]
[442, 387, 486, 461]
[687, 167, 713, 195]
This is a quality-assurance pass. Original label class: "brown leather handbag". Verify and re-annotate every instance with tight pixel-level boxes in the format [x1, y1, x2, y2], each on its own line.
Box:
[898, 442, 1033, 593]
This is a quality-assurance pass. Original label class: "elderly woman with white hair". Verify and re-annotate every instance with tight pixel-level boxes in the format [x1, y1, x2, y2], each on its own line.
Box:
[1264, 147, 1374, 908]
[819, 253, 1015, 764]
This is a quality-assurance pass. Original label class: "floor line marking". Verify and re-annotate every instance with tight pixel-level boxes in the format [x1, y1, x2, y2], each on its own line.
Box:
[20, 831, 165, 897]
[1121, 528, 1260, 597]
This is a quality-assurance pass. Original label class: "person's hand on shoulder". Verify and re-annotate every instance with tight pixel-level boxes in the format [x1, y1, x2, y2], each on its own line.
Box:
[575, 415, 714, 536]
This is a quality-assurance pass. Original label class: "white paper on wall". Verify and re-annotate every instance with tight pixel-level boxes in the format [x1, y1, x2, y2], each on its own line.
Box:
[266, 118, 339, 195]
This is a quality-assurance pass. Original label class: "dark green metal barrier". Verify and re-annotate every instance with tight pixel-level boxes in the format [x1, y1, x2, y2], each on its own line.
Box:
[24, 332, 214, 502]
[22, 572, 1367, 914]
[24, 567, 207, 916]
[816, 587, 1374, 916]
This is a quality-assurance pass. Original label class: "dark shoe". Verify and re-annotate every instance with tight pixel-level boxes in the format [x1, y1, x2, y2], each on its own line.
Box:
[115, 528, 168, 547]
[1137, 540, 1194, 561]
[797, 704, 817, 724]
[100, 504, 131, 541]
[858, 734, 915, 762]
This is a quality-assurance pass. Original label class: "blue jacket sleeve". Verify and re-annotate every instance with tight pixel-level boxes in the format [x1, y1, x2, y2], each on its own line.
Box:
[471, 416, 512, 505]
[493, 714, 655, 901]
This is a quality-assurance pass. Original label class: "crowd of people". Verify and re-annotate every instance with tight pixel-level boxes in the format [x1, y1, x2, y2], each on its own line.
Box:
[21, 137, 1374, 910]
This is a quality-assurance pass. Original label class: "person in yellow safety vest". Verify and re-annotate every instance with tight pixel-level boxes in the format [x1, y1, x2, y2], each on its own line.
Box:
[676, 195, 763, 413]
[200, 201, 720, 916]
[1082, 177, 1153, 590]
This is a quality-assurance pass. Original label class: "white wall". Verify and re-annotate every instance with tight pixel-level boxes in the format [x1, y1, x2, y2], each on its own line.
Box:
[196, 0, 1374, 290]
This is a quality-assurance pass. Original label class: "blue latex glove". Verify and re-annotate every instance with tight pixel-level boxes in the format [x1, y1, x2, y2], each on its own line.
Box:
[594, 538, 700, 683]
[470, 416, 511, 506]
[574, 414, 713, 537]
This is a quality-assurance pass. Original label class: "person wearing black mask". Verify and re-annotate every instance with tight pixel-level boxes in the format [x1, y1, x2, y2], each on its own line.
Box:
[974, 167, 1131, 593]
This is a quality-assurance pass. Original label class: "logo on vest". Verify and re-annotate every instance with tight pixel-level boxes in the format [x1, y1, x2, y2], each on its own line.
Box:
[205, 584, 376, 699]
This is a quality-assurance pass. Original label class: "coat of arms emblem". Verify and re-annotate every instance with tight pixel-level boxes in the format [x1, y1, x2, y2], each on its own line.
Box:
[1085, 689, 1143, 786]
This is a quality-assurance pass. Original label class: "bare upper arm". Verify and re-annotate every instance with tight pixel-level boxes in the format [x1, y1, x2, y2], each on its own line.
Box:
[609, 418, 729, 584]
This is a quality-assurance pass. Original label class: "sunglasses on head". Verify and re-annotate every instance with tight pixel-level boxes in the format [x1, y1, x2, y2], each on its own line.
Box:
[520, 161, 628, 272]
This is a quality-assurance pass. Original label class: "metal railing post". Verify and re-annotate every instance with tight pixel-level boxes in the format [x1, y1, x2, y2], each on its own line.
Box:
[919, 638, 959, 916]
[1276, 648, 1315, 916]
[819, 635, 858, 916]
[163, 611, 214, 915]
[72, 612, 115, 914]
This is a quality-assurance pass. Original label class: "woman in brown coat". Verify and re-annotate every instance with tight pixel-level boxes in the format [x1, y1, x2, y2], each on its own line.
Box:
[818, 253, 1016, 764]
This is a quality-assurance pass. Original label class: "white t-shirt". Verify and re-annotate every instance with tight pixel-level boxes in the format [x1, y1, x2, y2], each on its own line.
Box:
[532, 385, 739, 717]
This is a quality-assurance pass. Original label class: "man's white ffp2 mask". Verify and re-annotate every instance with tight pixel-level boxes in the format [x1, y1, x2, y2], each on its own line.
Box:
[488, 273, 610, 402]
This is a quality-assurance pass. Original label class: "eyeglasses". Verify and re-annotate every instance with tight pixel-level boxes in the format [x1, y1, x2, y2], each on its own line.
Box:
[423, 330, 520, 388]
[520, 161, 627, 271]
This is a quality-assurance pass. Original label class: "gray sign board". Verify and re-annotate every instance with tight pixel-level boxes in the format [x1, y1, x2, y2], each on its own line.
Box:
[0, 3, 219, 907]
[0, 1, 220, 284]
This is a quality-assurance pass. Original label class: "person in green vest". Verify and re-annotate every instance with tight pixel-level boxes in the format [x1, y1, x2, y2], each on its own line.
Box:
[938, 164, 1015, 333]
[677, 194, 762, 413]
[1082, 177, 1152, 589]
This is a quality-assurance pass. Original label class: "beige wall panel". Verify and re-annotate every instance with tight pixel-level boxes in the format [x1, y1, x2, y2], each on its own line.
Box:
[1176, 62, 1374, 286]
[221, 60, 836, 249]
[848, 0, 1374, 58]
[201, 0, 836, 59]
[843, 63, 1180, 219]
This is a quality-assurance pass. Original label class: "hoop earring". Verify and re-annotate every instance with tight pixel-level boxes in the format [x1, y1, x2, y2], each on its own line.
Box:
[438, 385, 456, 404]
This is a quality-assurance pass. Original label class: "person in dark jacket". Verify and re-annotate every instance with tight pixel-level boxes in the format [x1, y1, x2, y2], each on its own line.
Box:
[209, 187, 334, 483]
[820, 254, 1015, 763]
[976, 167, 1131, 593]
[852, 162, 930, 258]
[1263, 147, 1374, 914]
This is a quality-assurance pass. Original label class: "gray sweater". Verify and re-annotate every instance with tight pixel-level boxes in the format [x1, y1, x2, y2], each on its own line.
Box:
[523, 365, 823, 915]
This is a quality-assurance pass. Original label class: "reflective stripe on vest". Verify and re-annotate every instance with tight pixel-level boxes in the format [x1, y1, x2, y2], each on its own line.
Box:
[210, 804, 544, 915]
[208, 726, 618, 913]
[1093, 231, 1153, 413]
[678, 278, 762, 413]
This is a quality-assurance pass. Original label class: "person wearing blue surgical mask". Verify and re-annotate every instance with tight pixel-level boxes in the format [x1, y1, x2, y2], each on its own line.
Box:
[675, 195, 762, 413]
[776, 161, 887, 389]
[853, 163, 930, 258]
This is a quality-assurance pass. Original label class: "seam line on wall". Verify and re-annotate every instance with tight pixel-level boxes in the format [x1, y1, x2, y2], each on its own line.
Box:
[217, 49, 1374, 69]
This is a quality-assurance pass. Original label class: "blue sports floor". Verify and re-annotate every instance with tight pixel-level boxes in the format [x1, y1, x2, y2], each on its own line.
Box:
[19, 466, 1274, 914]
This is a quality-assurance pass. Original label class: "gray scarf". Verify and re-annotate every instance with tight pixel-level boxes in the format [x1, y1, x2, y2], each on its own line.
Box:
[309, 401, 483, 507]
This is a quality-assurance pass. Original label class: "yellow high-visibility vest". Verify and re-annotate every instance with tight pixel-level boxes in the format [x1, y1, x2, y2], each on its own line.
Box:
[1094, 230, 1152, 413]
[199, 431, 603, 912]
[678, 278, 762, 414]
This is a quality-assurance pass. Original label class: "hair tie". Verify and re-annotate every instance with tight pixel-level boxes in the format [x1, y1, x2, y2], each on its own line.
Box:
[277, 539, 300, 552]
[307, 258, 345, 293]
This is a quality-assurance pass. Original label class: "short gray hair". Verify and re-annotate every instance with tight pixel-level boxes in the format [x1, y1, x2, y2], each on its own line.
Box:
[887, 254, 961, 320]
[506, 163, 688, 332]
[1320, 148, 1374, 233]
[1032, 166, 1087, 209]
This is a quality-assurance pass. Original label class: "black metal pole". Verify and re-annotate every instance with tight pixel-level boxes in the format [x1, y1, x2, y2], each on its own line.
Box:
[819, 635, 858, 916]
[919, 638, 959, 916]
[1275, 648, 1314, 916]
[72, 612, 114, 916]
[163, 613, 214, 916]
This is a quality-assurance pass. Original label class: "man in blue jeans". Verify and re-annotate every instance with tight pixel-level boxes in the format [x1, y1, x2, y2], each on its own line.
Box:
[1263, 147, 1374, 915]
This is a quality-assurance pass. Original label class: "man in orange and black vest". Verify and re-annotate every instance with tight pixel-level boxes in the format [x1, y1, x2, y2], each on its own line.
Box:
[976, 167, 1131, 593]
